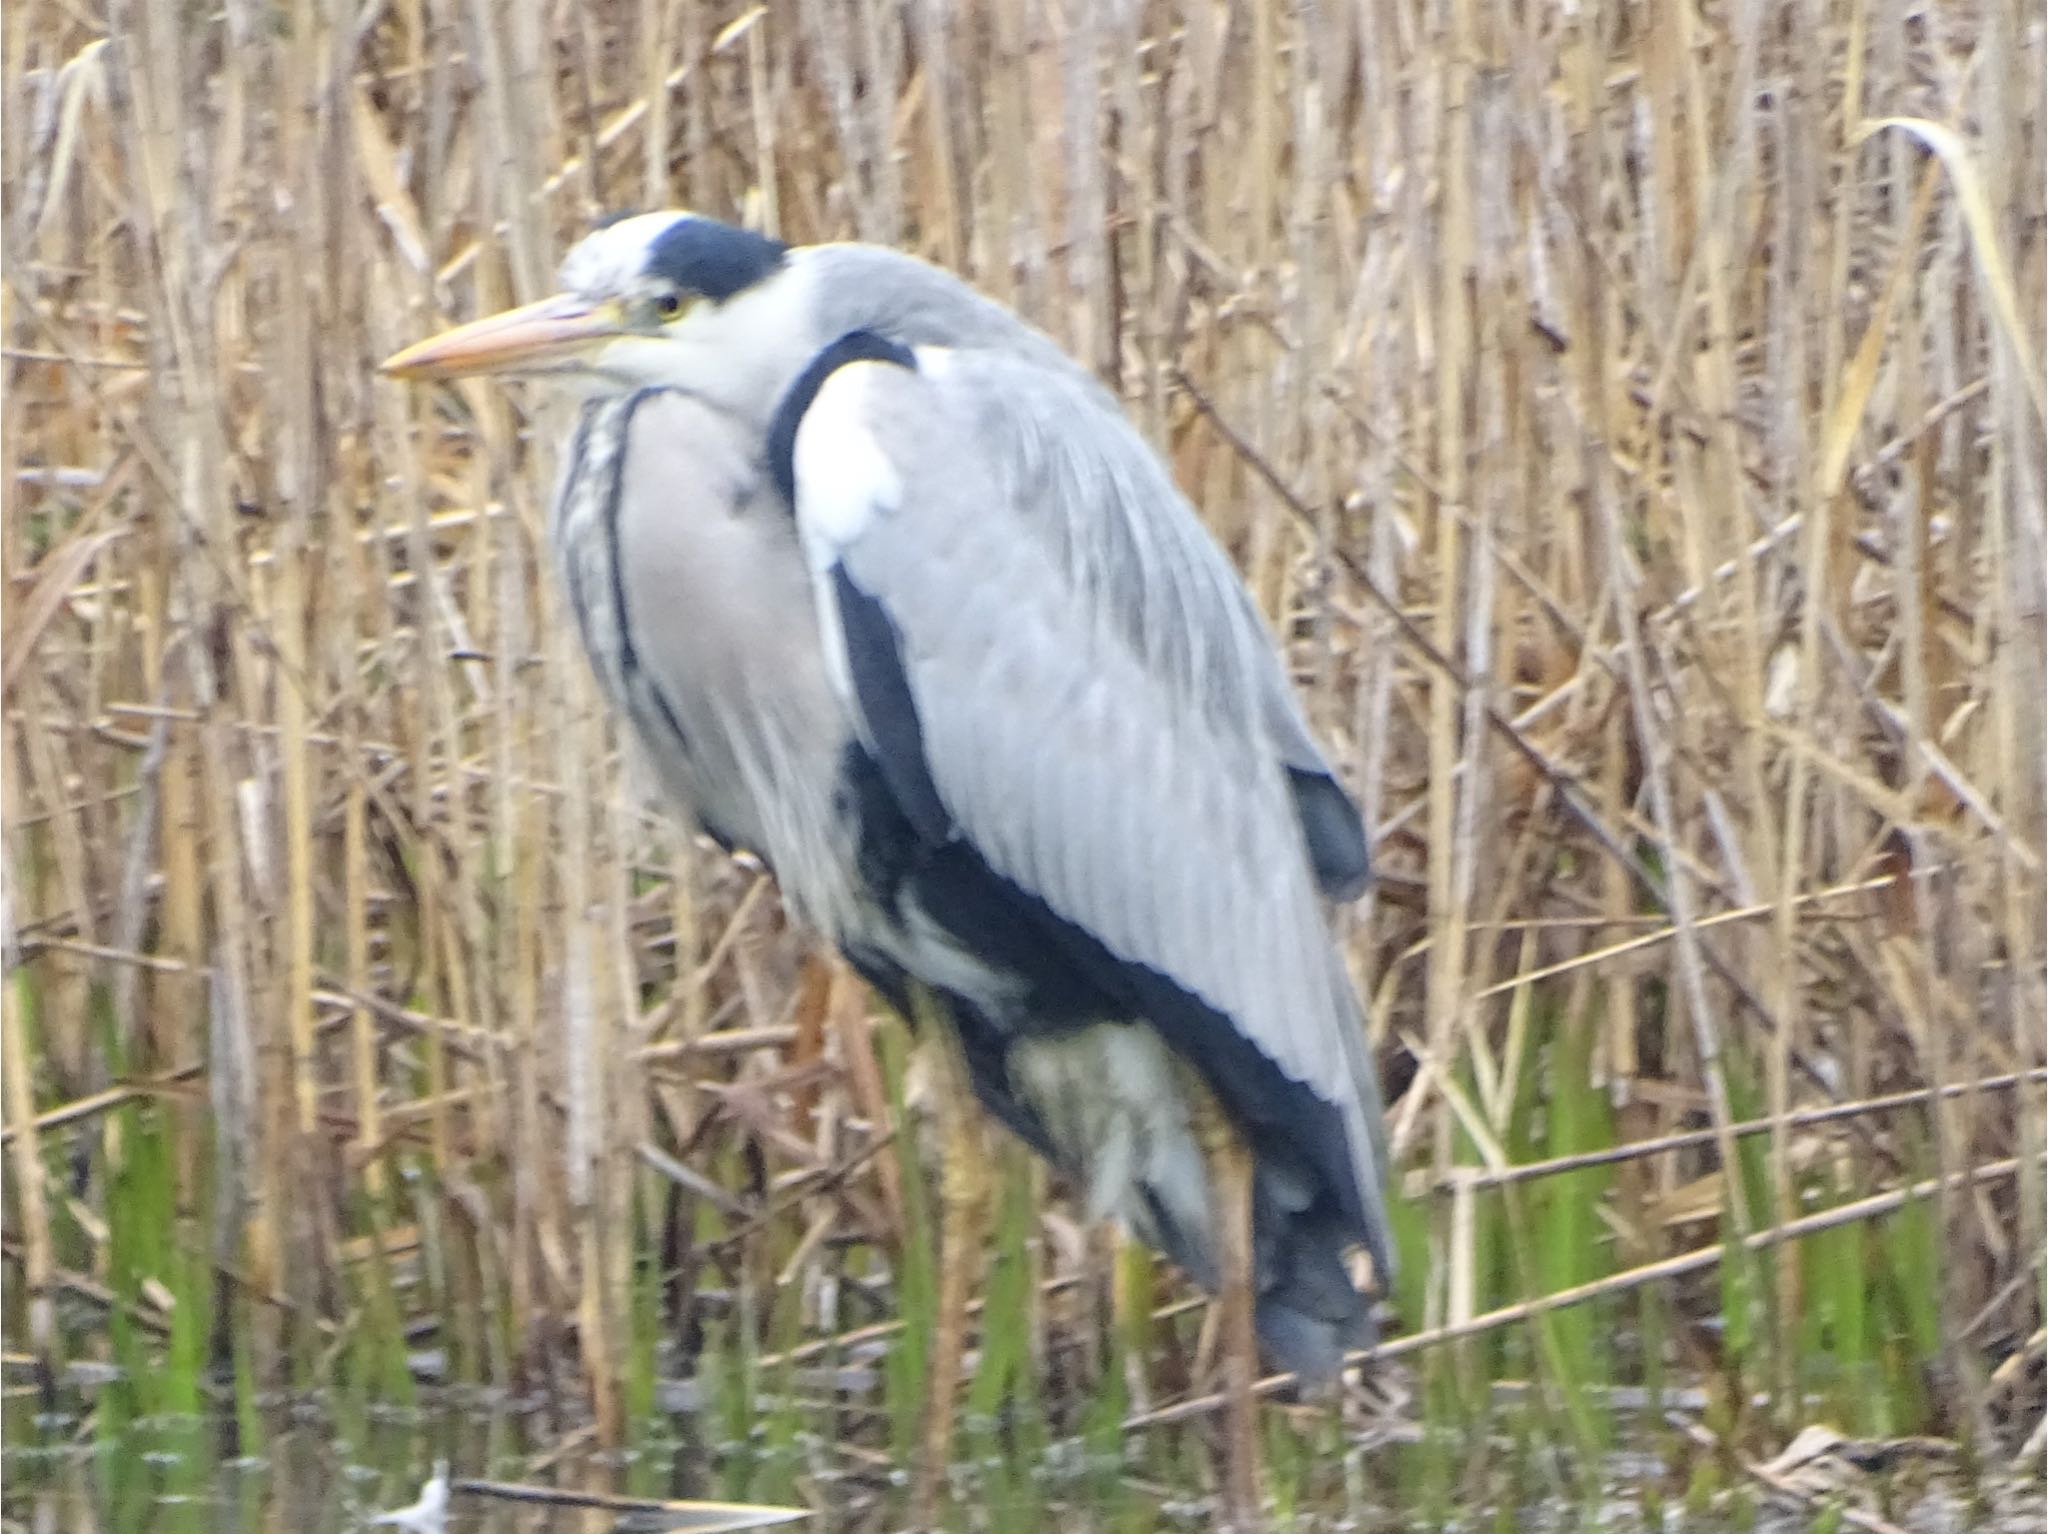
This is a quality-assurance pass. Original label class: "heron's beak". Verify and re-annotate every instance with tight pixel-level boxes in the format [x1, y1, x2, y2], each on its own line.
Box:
[380, 293, 625, 380]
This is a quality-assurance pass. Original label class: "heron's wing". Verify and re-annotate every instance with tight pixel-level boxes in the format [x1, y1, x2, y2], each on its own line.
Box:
[785, 344, 1390, 1276]
[941, 350, 1372, 900]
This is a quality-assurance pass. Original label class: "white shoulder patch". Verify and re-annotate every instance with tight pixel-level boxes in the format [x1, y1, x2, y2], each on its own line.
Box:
[792, 362, 904, 571]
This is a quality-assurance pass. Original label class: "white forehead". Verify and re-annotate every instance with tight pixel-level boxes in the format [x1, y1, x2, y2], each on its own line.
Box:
[558, 212, 684, 295]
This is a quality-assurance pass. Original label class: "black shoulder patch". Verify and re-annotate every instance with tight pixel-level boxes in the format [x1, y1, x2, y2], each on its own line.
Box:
[833, 568, 951, 845]
[645, 216, 789, 302]
[1289, 766, 1371, 901]
[766, 330, 917, 510]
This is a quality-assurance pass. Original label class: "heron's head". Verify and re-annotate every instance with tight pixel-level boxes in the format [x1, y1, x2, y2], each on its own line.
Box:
[381, 211, 814, 412]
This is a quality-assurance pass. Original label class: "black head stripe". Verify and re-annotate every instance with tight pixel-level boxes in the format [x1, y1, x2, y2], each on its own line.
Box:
[766, 330, 918, 511]
[645, 216, 789, 301]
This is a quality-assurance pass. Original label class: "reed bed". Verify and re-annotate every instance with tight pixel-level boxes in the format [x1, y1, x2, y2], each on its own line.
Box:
[3, 0, 2043, 1522]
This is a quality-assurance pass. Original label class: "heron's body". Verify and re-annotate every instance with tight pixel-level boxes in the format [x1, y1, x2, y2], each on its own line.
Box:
[389, 216, 1394, 1382]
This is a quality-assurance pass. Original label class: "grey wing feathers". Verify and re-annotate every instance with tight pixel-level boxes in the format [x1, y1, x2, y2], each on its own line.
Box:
[865, 345, 1370, 899]
[792, 349, 1390, 1275]
[801, 245, 1372, 900]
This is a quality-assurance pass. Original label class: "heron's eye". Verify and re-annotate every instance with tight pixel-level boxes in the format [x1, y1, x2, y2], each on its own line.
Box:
[653, 290, 689, 322]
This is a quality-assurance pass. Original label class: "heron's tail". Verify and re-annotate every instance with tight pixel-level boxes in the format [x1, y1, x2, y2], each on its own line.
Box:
[1245, 1175, 1379, 1382]
[1116, 1125, 1377, 1383]
[995, 1020, 1382, 1383]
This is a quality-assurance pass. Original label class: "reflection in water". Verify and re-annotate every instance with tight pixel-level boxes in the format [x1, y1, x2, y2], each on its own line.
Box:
[370, 1459, 449, 1531]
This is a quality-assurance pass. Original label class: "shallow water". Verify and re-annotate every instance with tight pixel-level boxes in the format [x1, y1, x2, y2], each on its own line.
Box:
[5, 1388, 2039, 1533]
[3, 1400, 760, 1534]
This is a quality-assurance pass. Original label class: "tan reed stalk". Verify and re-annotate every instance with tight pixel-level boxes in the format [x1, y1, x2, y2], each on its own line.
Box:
[3, 0, 2039, 1488]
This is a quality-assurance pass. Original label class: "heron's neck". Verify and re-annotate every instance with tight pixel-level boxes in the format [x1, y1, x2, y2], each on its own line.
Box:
[672, 256, 834, 427]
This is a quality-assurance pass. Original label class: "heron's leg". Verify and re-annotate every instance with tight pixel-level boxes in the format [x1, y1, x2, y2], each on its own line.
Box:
[1197, 1096, 1262, 1532]
[910, 985, 989, 1530]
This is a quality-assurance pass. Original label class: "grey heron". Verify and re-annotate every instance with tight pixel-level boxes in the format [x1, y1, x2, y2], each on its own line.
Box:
[384, 211, 1395, 1523]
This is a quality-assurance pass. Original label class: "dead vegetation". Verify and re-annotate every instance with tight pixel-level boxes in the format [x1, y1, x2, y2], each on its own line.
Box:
[3, 0, 2043, 1502]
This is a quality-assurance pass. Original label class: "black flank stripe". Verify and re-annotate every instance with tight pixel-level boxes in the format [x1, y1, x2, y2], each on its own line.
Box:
[833, 569, 951, 844]
[765, 330, 917, 512]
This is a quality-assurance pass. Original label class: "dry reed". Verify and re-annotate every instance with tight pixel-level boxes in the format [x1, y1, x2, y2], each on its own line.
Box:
[3, 0, 2042, 1488]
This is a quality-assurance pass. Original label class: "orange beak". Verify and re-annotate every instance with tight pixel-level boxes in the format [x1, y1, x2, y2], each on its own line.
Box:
[379, 293, 625, 380]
